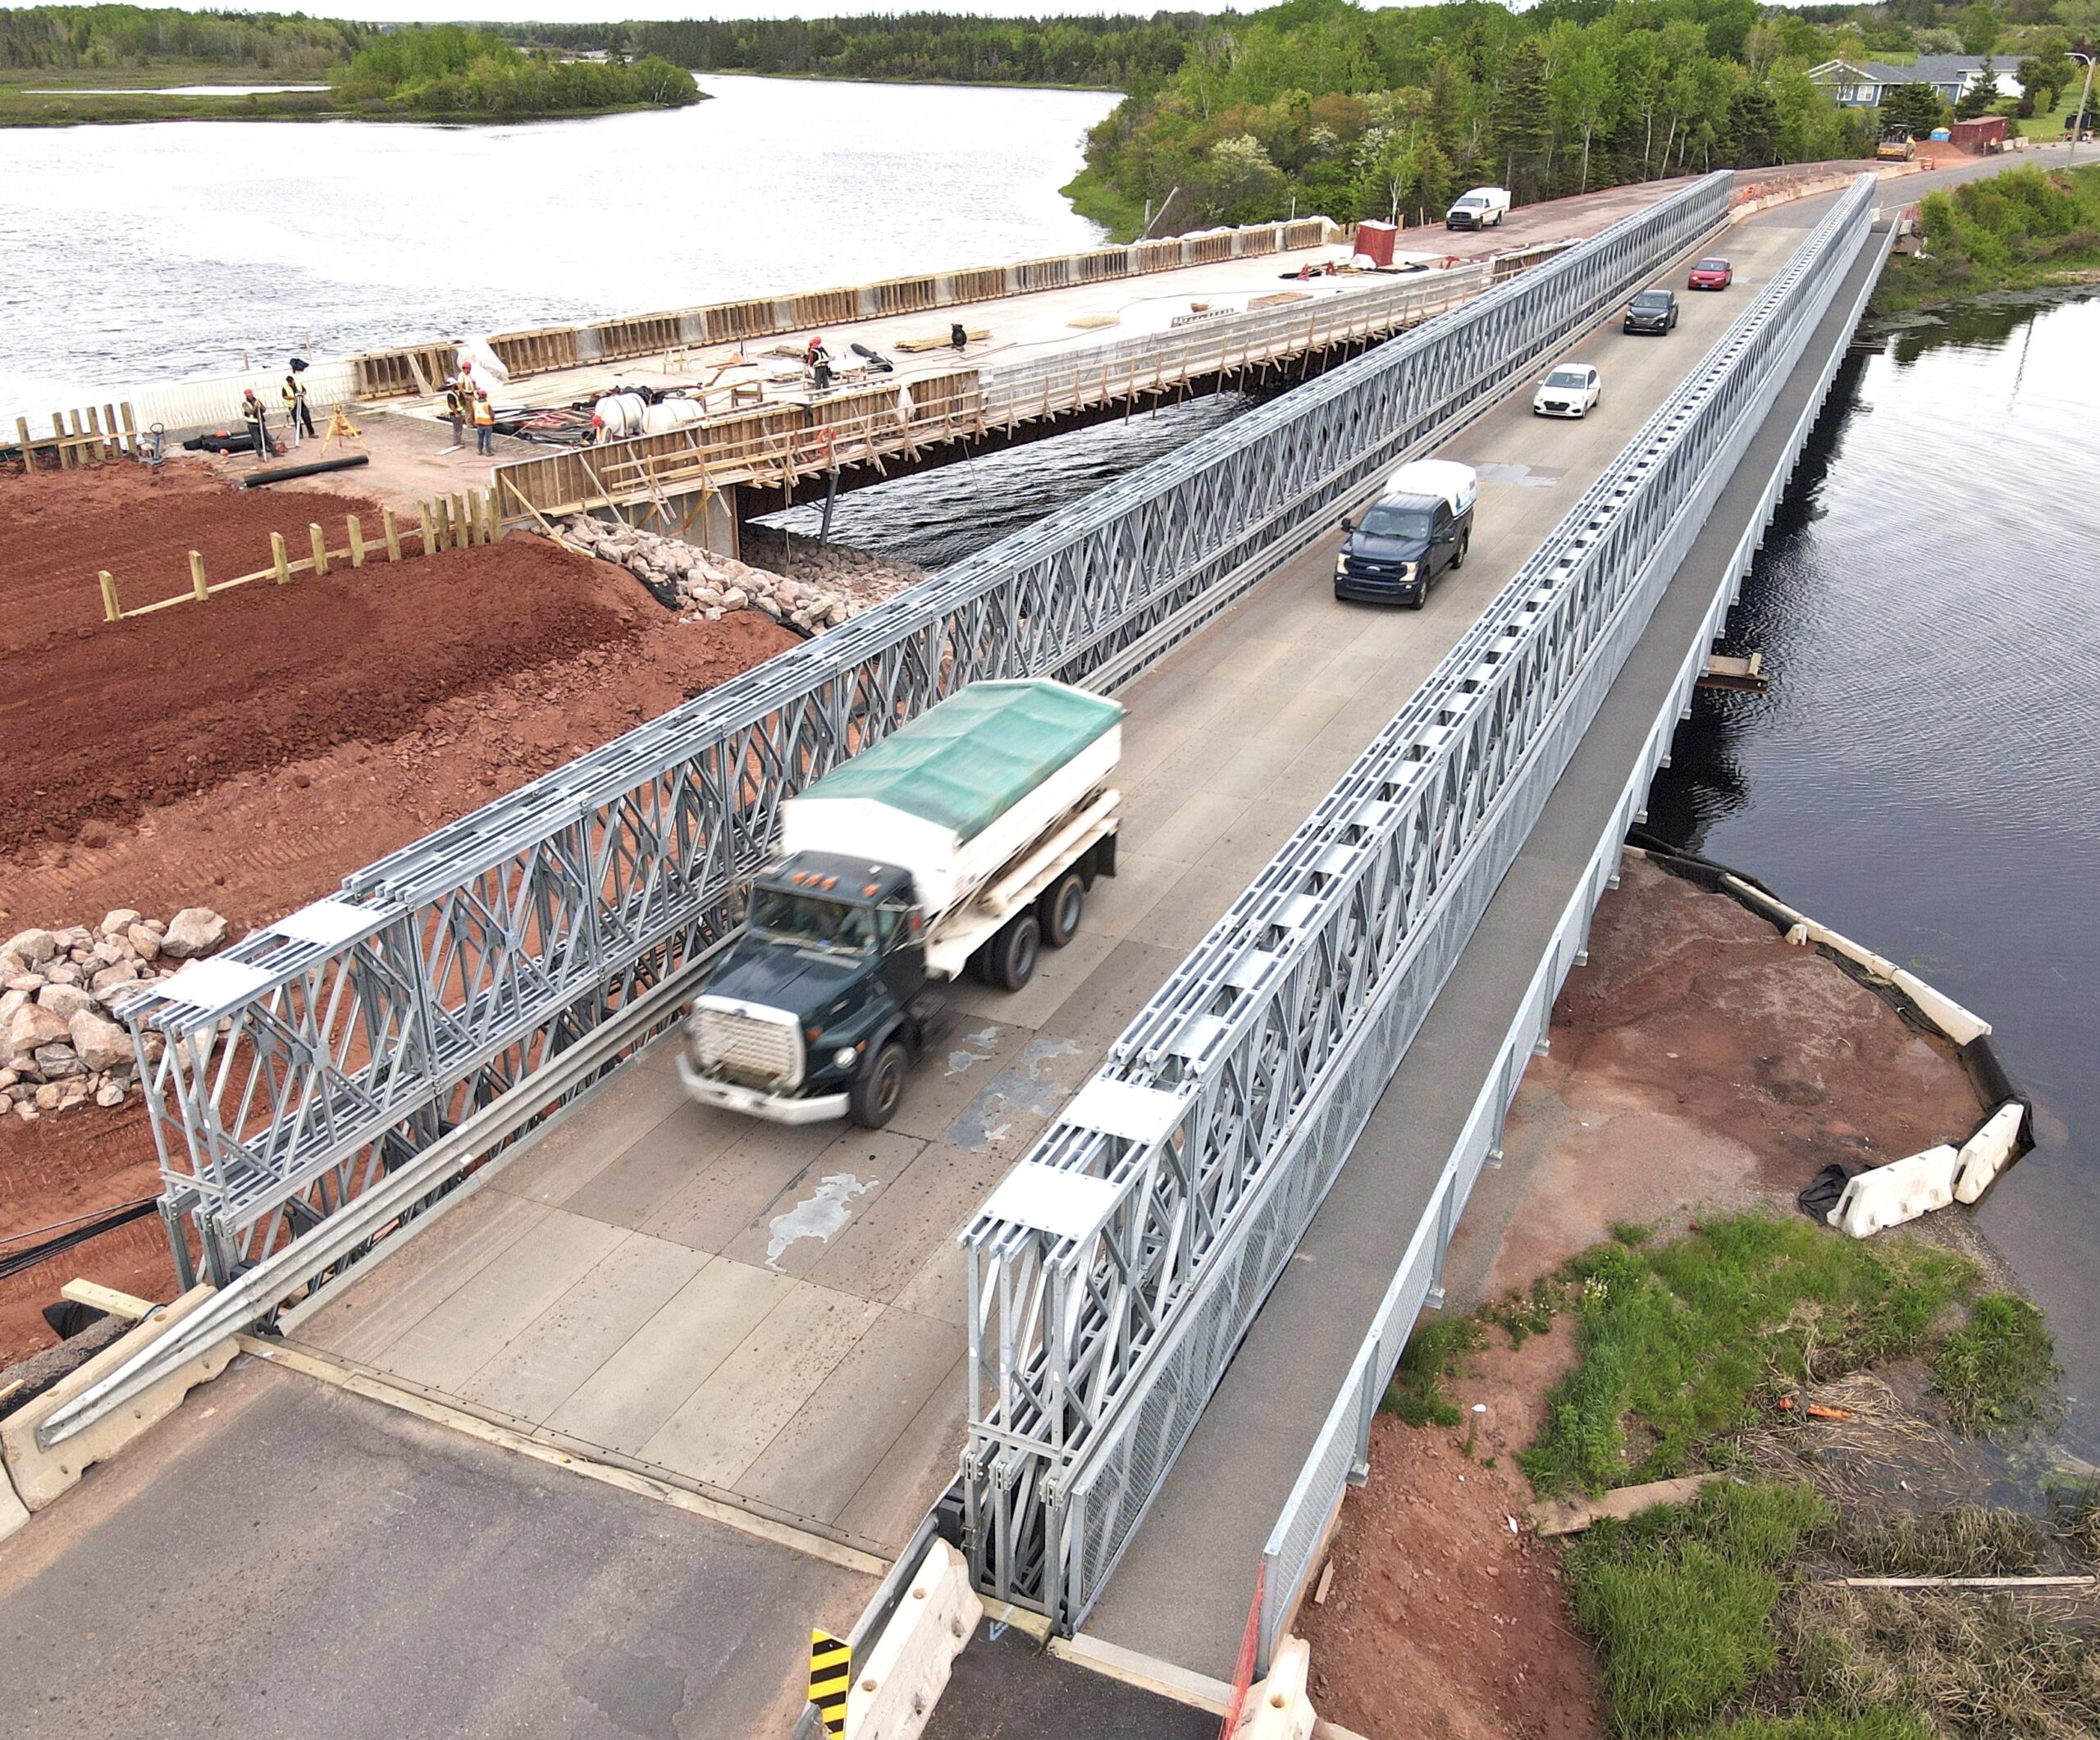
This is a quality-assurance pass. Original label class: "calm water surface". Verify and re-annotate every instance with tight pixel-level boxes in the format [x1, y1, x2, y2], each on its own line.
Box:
[1647, 290, 2100, 1451]
[0, 73, 1117, 411]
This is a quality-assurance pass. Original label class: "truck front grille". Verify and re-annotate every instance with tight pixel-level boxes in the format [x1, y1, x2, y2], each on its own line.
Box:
[689, 998, 803, 1089]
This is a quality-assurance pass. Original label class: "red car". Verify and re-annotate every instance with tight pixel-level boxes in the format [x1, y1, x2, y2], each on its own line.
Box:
[1687, 257, 1732, 290]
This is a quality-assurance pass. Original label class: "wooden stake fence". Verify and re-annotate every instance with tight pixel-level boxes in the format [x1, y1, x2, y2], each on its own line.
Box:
[97, 488, 500, 623]
[11, 403, 138, 470]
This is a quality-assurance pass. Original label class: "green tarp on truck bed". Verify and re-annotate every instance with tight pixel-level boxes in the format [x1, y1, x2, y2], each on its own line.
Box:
[797, 680, 1122, 843]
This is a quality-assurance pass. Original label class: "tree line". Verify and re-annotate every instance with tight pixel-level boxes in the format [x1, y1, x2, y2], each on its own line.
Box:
[0, 4, 368, 73]
[513, 13, 1199, 92]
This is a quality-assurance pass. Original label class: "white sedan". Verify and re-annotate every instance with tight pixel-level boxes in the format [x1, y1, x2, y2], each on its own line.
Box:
[1532, 363, 1600, 418]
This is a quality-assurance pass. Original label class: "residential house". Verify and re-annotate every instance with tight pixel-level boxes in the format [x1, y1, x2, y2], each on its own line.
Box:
[1807, 56, 2024, 107]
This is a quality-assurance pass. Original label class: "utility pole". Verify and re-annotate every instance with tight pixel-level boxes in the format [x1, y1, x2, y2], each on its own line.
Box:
[2070, 52, 2095, 167]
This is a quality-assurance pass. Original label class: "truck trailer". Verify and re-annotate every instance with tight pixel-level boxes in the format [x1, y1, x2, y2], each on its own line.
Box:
[678, 679, 1123, 1128]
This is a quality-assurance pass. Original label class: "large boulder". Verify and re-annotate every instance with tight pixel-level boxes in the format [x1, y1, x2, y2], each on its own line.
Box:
[90, 961, 140, 997]
[36, 984, 93, 1021]
[99, 908, 143, 939]
[160, 908, 230, 961]
[2, 1002, 69, 1060]
[4, 929, 57, 966]
[69, 1011, 130, 1073]
[33, 1042, 83, 1080]
[127, 924, 162, 961]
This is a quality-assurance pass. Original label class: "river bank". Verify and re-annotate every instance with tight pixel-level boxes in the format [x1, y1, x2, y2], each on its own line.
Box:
[1870, 162, 2100, 313]
[1296, 854, 2076, 1740]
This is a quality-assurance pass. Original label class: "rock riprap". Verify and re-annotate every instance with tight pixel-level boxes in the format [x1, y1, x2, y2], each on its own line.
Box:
[554, 518, 922, 635]
[0, 908, 231, 1121]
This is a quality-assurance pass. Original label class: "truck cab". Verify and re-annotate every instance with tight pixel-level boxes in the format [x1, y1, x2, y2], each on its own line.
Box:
[680, 854, 936, 1128]
[1335, 459, 1477, 609]
[1445, 186, 1511, 231]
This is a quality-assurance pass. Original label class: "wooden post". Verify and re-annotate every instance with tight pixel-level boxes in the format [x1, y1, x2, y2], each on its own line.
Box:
[418, 506, 435, 556]
[383, 506, 402, 562]
[453, 491, 472, 546]
[119, 402, 137, 459]
[84, 405, 103, 462]
[433, 496, 452, 550]
[98, 571, 121, 623]
[101, 404, 119, 460]
[308, 523, 329, 578]
[51, 413, 71, 471]
[189, 551, 208, 601]
[347, 514, 366, 568]
[272, 532, 291, 584]
[14, 417, 33, 473]
[487, 486, 503, 541]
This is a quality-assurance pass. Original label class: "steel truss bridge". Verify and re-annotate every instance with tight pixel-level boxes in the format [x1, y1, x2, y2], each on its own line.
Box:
[53, 171, 1728, 1457]
[959, 175, 1886, 1630]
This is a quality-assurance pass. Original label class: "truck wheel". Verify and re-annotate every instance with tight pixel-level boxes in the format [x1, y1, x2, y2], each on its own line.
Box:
[989, 912, 1040, 992]
[1450, 530, 1469, 571]
[1040, 872, 1084, 948]
[850, 1041, 908, 1129]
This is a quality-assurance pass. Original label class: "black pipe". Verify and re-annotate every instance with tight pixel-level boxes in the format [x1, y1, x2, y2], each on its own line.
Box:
[240, 454, 371, 489]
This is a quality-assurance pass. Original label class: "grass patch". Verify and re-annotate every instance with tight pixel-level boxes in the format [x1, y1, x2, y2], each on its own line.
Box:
[1933, 1293, 2058, 1437]
[1787, 1584, 2100, 1736]
[1382, 1314, 1483, 1427]
[1522, 1213, 1977, 1497]
[1685, 1715, 1932, 1740]
[1824, 1505, 2044, 1578]
[1568, 1481, 1826, 1738]
[2050, 1480, 2100, 1565]
[1061, 165, 1149, 241]
[1482, 1273, 1562, 1349]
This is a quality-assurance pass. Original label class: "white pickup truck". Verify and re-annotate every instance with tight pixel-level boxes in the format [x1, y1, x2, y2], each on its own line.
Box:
[1445, 186, 1513, 231]
[678, 679, 1123, 1127]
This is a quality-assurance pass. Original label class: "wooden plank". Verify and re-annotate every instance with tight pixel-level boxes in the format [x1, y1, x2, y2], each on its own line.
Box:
[1829, 1575, 2099, 1591]
[61, 1278, 158, 1320]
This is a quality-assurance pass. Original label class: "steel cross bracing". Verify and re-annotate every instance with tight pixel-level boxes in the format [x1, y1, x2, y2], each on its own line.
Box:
[117, 174, 1728, 1285]
[957, 176, 1880, 1630]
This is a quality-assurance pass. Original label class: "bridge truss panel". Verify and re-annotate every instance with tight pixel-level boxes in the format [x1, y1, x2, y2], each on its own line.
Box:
[956, 176, 1881, 1632]
[119, 173, 1728, 1298]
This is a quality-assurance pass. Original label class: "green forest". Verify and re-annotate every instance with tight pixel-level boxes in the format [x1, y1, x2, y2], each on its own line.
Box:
[517, 12, 1198, 90]
[0, 7, 698, 123]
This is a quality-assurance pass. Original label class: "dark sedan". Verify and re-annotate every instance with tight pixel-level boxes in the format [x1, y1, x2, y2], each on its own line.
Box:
[1623, 289, 1679, 335]
[1687, 257, 1733, 290]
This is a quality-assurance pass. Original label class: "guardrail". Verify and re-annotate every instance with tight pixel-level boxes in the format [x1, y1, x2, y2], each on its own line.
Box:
[956, 175, 1872, 1634]
[1249, 182, 1896, 1671]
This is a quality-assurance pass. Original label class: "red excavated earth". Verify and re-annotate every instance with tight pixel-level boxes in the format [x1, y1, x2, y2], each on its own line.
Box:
[0, 455, 390, 643]
[0, 463, 799, 1365]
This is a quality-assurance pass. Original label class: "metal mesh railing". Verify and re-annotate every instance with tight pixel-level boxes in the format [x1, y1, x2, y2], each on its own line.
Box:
[960, 176, 1878, 1633]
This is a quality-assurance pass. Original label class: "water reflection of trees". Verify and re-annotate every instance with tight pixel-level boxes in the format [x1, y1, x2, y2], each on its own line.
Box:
[1888, 291, 2072, 368]
[1641, 347, 1869, 854]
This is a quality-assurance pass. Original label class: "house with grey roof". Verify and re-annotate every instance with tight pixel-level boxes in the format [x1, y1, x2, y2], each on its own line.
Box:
[1807, 55, 2024, 107]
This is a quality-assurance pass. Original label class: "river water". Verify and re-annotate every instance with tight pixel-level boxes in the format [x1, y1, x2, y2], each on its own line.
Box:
[0, 73, 1117, 413]
[1646, 288, 2100, 1452]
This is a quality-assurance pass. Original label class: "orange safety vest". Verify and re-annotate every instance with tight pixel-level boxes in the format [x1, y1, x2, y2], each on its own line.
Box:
[472, 399, 495, 427]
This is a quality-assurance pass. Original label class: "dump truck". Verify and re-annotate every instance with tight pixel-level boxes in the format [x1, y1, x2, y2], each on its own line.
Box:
[678, 679, 1122, 1128]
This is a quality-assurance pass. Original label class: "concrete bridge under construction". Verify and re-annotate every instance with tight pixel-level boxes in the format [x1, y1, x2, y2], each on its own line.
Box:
[0, 155, 1991, 1739]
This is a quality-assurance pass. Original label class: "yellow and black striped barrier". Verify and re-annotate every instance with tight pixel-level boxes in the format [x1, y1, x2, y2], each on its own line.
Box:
[810, 1628, 851, 1737]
